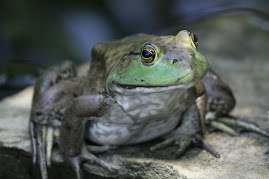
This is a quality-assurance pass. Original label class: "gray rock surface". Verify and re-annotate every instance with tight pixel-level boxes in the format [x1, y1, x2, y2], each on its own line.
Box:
[1, 14, 269, 179]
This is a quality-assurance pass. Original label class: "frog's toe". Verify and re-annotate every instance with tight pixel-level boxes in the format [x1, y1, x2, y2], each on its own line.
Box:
[213, 117, 269, 138]
[150, 134, 194, 158]
[150, 134, 220, 159]
[45, 126, 58, 167]
[65, 155, 82, 179]
[36, 125, 48, 179]
[30, 120, 38, 165]
[192, 135, 220, 158]
[173, 136, 193, 158]
[81, 145, 118, 173]
[31, 120, 59, 179]
[210, 120, 238, 136]
[173, 134, 220, 158]
[66, 149, 119, 179]
[31, 120, 48, 179]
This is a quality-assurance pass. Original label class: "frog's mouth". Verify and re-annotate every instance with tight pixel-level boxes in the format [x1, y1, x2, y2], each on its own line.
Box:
[111, 73, 193, 91]
[112, 81, 169, 89]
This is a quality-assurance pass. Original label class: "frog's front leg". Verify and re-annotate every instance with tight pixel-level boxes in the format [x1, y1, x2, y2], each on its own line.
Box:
[150, 102, 220, 159]
[59, 94, 118, 179]
[30, 61, 82, 179]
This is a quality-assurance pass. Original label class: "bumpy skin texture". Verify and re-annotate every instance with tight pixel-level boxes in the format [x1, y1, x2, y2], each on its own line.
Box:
[30, 30, 269, 179]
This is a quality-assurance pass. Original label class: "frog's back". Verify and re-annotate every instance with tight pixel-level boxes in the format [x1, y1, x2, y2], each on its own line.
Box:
[86, 34, 154, 94]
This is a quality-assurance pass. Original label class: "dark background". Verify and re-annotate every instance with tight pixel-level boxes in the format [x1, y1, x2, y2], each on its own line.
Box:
[0, 0, 269, 98]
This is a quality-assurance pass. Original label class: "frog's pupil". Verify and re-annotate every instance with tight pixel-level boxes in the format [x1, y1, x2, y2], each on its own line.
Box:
[193, 34, 198, 42]
[142, 50, 152, 58]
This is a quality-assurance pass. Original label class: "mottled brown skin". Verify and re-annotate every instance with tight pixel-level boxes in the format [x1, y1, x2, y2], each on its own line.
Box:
[202, 68, 236, 117]
[30, 32, 269, 179]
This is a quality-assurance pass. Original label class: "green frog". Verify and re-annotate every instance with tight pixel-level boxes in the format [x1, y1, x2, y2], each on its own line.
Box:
[30, 30, 269, 179]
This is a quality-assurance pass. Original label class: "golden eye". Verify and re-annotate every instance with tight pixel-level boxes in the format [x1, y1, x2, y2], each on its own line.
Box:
[191, 33, 198, 47]
[141, 44, 156, 64]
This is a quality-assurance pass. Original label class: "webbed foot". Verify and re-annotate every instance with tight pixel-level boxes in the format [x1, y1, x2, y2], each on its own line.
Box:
[150, 134, 220, 158]
[31, 118, 118, 179]
[66, 145, 119, 179]
[210, 116, 269, 138]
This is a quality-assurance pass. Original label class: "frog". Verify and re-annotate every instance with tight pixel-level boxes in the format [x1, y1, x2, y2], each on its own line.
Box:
[29, 30, 269, 179]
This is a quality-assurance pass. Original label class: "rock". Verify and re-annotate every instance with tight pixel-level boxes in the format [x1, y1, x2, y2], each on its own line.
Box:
[1, 14, 269, 179]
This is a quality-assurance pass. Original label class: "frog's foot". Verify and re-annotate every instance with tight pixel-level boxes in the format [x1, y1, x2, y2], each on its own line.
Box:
[66, 145, 119, 179]
[210, 116, 269, 138]
[30, 120, 60, 179]
[150, 134, 220, 158]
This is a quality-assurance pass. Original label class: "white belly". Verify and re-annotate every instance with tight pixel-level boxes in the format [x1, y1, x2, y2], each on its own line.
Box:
[88, 111, 183, 145]
[87, 88, 194, 145]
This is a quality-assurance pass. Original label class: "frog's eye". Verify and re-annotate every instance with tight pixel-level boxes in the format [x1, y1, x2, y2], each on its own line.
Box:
[141, 44, 156, 64]
[191, 33, 198, 47]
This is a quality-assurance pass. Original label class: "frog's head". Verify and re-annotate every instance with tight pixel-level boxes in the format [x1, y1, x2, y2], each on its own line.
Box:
[107, 30, 208, 93]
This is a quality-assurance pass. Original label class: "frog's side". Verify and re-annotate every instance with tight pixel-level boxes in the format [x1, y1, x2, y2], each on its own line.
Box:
[30, 30, 269, 179]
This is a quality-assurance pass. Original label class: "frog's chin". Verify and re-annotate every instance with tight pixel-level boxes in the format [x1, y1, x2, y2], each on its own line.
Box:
[108, 80, 198, 94]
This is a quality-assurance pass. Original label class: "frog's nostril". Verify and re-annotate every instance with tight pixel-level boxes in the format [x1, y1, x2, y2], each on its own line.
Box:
[173, 58, 183, 64]
[173, 59, 179, 64]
